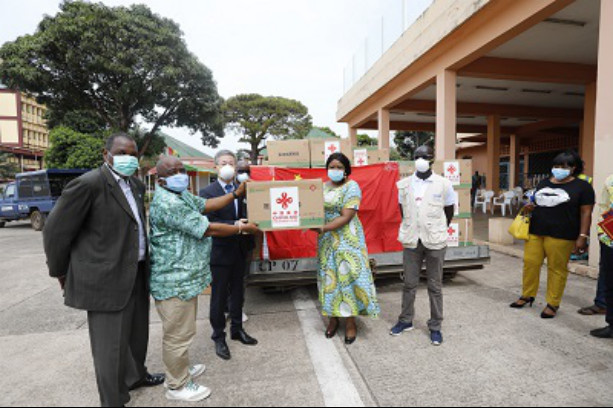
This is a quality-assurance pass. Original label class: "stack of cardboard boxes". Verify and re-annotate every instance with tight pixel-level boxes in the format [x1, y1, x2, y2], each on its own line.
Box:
[398, 159, 474, 247]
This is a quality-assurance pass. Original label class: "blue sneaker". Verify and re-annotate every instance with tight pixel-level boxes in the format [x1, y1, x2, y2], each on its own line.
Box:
[430, 330, 443, 346]
[390, 321, 414, 336]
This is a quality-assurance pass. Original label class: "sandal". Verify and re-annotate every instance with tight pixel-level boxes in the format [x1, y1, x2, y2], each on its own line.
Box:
[541, 304, 559, 319]
[577, 305, 606, 316]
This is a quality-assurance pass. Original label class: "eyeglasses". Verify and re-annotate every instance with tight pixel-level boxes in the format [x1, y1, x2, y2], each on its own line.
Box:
[415, 155, 433, 160]
[237, 170, 251, 175]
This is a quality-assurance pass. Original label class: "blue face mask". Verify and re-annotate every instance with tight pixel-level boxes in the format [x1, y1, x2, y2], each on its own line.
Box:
[164, 174, 189, 193]
[109, 153, 139, 177]
[552, 168, 572, 181]
[328, 169, 345, 183]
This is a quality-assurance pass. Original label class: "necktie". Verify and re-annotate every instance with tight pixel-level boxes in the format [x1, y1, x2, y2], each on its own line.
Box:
[225, 184, 238, 218]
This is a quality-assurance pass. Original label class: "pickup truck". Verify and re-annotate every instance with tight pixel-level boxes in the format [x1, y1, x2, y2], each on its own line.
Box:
[0, 169, 89, 231]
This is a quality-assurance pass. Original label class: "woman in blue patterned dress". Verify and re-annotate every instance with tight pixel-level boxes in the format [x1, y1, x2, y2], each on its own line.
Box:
[312, 152, 380, 344]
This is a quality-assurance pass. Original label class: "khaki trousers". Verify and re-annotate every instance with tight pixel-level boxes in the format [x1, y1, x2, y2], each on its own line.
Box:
[155, 297, 198, 390]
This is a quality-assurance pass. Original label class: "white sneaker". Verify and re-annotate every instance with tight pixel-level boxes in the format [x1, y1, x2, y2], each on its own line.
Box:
[164, 364, 206, 389]
[166, 381, 211, 402]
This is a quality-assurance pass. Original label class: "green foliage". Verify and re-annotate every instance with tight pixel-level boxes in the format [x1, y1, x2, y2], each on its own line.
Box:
[0, 0, 223, 155]
[357, 134, 378, 147]
[45, 127, 105, 170]
[394, 131, 435, 160]
[223, 94, 312, 163]
[46, 109, 108, 136]
[0, 152, 19, 180]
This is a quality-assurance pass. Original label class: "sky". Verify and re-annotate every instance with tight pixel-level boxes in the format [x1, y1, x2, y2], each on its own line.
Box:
[0, 0, 433, 157]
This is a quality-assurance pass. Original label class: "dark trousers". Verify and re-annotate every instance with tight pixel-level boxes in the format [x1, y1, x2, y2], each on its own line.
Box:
[602, 243, 613, 327]
[595, 254, 609, 308]
[399, 241, 446, 331]
[210, 257, 245, 341]
[87, 264, 149, 407]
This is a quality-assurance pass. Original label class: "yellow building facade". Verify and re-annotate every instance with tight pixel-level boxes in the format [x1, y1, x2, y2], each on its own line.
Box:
[0, 89, 48, 172]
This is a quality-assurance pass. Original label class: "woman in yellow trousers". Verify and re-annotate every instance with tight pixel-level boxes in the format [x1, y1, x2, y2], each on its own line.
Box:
[511, 151, 595, 318]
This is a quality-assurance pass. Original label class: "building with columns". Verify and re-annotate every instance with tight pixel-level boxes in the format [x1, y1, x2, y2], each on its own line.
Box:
[337, 0, 613, 268]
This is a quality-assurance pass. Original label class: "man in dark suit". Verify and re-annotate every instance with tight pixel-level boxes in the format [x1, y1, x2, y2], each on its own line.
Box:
[43, 133, 164, 407]
[200, 150, 257, 360]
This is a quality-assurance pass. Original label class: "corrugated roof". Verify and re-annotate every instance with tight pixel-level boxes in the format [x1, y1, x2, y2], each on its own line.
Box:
[161, 133, 212, 159]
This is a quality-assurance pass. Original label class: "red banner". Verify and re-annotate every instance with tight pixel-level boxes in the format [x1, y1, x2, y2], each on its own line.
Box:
[251, 163, 403, 260]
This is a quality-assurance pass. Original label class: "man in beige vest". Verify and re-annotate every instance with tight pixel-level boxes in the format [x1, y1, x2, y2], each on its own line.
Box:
[390, 145, 455, 346]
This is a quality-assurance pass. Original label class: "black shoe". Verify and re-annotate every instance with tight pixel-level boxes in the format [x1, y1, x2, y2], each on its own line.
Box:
[215, 339, 232, 360]
[510, 297, 535, 309]
[345, 336, 356, 345]
[231, 329, 258, 346]
[128, 372, 165, 391]
[590, 326, 613, 339]
[325, 318, 340, 339]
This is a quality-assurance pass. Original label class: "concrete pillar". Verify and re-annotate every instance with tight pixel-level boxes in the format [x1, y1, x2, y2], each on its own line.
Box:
[348, 126, 358, 147]
[377, 108, 390, 150]
[486, 115, 501, 192]
[509, 134, 520, 189]
[435, 70, 457, 160]
[523, 153, 530, 188]
[582, 82, 597, 176]
[590, 0, 613, 268]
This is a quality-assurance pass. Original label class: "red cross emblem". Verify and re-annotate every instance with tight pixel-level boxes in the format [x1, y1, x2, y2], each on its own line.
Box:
[310, 185, 317, 192]
[358, 158, 365, 166]
[276, 192, 294, 209]
[448, 226, 456, 235]
[447, 164, 457, 175]
[327, 144, 338, 153]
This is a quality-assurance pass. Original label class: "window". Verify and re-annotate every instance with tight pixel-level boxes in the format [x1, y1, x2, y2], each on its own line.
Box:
[30, 175, 50, 197]
[4, 184, 16, 198]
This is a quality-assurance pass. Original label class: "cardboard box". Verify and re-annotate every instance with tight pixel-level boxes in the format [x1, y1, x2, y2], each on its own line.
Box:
[352, 148, 390, 167]
[310, 138, 353, 168]
[453, 187, 472, 219]
[433, 159, 473, 188]
[267, 140, 311, 168]
[447, 218, 474, 247]
[398, 161, 415, 180]
[247, 179, 325, 231]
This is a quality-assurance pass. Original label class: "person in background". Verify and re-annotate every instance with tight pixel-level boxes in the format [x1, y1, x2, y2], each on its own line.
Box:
[471, 171, 481, 207]
[234, 160, 254, 323]
[149, 156, 259, 402]
[590, 174, 613, 339]
[312, 152, 380, 344]
[390, 145, 455, 346]
[510, 150, 595, 319]
[200, 151, 257, 361]
[43, 133, 164, 407]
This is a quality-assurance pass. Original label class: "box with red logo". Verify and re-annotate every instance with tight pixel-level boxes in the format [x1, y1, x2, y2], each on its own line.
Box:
[310, 139, 353, 168]
[352, 148, 390, 167]
[447, 218, 474, 247]
[433, 160, 473, 188]
[246, 179, 325, 231]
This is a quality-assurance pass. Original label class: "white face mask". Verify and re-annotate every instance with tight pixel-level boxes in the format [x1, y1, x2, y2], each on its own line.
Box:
[219, 165, 235, 181]
[415, 158, 431, 173]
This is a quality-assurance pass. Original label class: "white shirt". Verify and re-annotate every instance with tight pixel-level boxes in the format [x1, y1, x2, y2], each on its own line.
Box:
[399, 173, 456, 207]
[218, 179, 239, 218]
[107, 165, 146, 261]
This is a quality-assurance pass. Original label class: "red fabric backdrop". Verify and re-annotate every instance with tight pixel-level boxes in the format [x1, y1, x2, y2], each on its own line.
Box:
[251, 163, 403, 260]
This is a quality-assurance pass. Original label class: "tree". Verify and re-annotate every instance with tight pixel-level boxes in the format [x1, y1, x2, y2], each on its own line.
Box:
[45, 127, 105, 170]
[394, 131, 435, 159]
[357, 134, 378, 147]
[0, 152, 19, 180]
[0, 1, 223, 156]
[223, 94, 312, 163]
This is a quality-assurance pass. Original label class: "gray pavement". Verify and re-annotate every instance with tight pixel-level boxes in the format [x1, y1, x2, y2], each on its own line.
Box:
[1, 222, 612, 407]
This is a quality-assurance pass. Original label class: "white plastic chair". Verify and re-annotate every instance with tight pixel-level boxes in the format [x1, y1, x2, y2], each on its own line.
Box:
[474, 190, 495, 214]
[513, 187, 524, 209]
[492, 191, 515, 216]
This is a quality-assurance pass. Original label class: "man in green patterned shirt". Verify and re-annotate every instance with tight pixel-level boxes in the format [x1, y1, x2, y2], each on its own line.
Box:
[149, 156, 259, 402]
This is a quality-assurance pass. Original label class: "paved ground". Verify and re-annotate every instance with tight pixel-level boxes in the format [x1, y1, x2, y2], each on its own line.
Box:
[1, 222, 612, 407]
